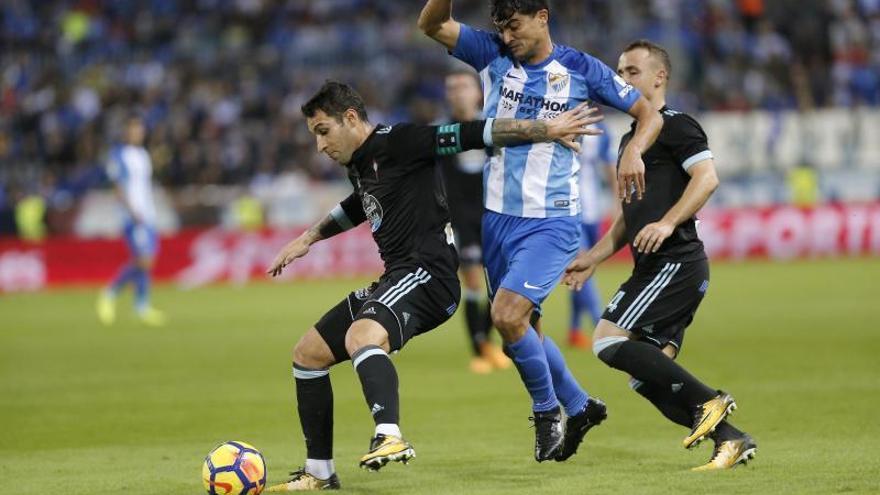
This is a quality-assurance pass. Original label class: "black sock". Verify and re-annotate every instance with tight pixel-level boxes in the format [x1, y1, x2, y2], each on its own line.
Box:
[632, 378, 743, 442]
[600, 340, 717, 407]
[711, 421, 745, 443]
[629, 378, 692, 428]
[293, 363, 333, 459]
[481, 301, 493, 337]
[464, 298, 488, 356]
[352, 345, 399, 426]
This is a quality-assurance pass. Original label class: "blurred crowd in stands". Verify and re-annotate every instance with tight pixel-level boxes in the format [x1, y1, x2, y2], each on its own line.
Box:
[1, 0, 879, 236]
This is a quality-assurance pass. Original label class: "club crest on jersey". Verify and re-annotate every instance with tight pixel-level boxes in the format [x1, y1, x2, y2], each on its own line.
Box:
[613, 74, 635, 99]
[547, 72, 569, 93]
[361, 192, 384, 233]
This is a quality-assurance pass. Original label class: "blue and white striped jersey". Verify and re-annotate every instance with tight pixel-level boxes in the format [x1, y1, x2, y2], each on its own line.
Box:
[452, 24, 640, 218]
[106, 144, 157, 226]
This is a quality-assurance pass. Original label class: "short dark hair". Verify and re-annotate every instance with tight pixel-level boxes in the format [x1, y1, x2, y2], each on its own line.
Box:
[623, 39, 672, 78]
[490, 0, 550, 24]
[301, 80, 369, 122]
[446, 68, 481, 87]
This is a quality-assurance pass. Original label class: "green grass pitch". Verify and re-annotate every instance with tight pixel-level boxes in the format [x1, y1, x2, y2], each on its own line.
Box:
[1, 258, 878, 494]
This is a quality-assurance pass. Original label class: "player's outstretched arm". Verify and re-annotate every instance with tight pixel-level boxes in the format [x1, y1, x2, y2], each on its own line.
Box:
[618, 97, 663, 203]
[491, 103, 604, 152]
[564, 212, 627, 290]
[267, 201, 362, 277]
[418, 0, 461, 50]
[632, 159, 718, 254]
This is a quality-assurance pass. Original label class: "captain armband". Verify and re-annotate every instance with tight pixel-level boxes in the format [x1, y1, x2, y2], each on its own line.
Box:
[435, 120, 492, 155]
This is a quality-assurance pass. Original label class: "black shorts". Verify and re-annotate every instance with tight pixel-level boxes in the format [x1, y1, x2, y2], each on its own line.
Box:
[452, 216, 482, 267]
[601, 257, 709, 352]
[314, 266, 461, 363]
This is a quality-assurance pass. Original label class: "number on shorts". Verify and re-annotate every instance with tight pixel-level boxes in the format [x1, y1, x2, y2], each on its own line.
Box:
[607, 290, 625, 313]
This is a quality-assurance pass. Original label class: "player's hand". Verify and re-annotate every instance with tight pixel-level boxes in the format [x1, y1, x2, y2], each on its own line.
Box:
[563, 252, 599, 291]
[633, 220, 674, 254]
[267, 235, 311, 277]
[618, 148, 645, 203]
[548, 103, 604, 152]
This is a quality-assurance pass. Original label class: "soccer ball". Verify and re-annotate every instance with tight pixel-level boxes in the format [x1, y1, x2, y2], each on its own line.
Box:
[202, 441, 267, 495]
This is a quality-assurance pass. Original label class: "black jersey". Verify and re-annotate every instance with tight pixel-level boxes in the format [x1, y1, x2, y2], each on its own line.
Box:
[618, 106, 713, 265]
[438, 147, 487, 227]
[337, 121, 488, 278]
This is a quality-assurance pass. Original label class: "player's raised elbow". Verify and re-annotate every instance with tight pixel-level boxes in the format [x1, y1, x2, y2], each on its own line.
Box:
[417, 10, 443, 36]
[417, 16, 460, 48]
[417, 13, 435, 34]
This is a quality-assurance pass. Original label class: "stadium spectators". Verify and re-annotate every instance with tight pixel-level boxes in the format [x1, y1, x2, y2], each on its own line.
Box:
[0, 0, 878, 231]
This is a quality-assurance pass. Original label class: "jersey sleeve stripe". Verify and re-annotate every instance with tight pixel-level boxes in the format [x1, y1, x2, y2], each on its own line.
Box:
[681, 150, 714, 171]
[330, 204, 355, 230]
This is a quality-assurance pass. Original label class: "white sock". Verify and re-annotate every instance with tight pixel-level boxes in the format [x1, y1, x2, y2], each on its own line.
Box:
[305, 459, 335, 480]
[375, 423, 402, 438]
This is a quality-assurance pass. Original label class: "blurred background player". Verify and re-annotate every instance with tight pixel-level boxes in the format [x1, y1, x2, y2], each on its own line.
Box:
[419, 0, 663, 462]
[567, 122, 618, 350]
[96, 115, 165, 327]
[439, 69, 511, 374]
[565, 40, 756, 471]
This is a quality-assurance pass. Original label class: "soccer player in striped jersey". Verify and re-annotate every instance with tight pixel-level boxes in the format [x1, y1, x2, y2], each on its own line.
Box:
[96, 115, 165, 327]
[564, 40, 756, 471]
[419, 0, 663, 461]
[568, 121, 618, 350]
[264, 81, 603, 491]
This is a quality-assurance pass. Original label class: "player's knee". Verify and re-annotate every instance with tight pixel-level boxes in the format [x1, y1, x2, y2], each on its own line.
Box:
[592, 336, 628, 365]
[490, 304, 526, 339]
[293, 329, 335, 369]
[344, 321, 389, 357]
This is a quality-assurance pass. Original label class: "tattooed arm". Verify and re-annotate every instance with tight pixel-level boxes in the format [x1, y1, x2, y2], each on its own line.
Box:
[490, 103, 604, 152]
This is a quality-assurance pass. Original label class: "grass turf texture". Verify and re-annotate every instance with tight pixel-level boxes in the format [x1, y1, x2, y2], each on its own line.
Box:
[1, 258, 878, 494]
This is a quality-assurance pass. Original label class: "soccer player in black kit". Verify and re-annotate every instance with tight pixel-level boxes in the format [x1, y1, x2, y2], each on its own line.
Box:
[438, 69, 511, 374]
[564, 41, 757, 471]
[265, 81, 603, 491]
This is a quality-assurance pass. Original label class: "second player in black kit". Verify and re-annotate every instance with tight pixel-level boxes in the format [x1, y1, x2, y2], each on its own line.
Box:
[266, 81, 604, 490]
[605, 106, 711, 346]
[565, 41, 755, 472]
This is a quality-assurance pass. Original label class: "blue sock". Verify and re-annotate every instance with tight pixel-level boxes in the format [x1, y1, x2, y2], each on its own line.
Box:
[110, 264, 138, 295]
[133, 268, 150, 311]
[542, 335, 589, 416]
[571, 278, 603, 329]
[570, 287, 585, 330]
[582, 278, 604, 326]
[506, 326, 558, 412]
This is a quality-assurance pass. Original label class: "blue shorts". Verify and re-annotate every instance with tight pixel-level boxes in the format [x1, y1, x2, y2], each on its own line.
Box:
[124, 222, 159, 258]
[580, 222, 600, 249]
[482, 211, 580, 308]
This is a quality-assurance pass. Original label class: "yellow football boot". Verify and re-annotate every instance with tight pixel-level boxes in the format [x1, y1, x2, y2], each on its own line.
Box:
[683, 392, 737, 449]
[96, 292, 116, 326]
[267, 469, 340, 491]
[137, 306, 167, 327]
[359, 434, 415, 471]
[691, 435, 757, 471]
